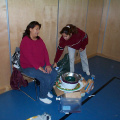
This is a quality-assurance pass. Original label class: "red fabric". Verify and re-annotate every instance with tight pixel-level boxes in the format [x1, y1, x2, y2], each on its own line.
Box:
[10, 67, 28, 90]
[54, 28, 88, 63]
[20, 36, 51, 69]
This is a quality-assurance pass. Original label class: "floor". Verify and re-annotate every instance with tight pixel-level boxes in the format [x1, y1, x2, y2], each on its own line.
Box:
[0, 56, 120, 120]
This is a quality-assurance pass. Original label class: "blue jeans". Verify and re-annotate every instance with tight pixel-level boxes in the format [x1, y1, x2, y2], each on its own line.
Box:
[21, 66, 57, 98]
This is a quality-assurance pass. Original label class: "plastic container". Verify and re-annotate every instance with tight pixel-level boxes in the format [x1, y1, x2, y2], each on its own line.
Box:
[59, 97, 81, 113]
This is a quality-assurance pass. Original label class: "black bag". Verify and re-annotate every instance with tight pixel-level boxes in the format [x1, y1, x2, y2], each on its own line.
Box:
[56, 53, 70, 80]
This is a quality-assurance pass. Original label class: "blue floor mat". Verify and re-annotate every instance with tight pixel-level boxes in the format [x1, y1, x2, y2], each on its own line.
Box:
[65, 78, 120, 120]
[0, 56, 120, 120]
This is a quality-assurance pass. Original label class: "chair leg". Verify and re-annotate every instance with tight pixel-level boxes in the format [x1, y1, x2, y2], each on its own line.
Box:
[17, 77, 40, 101]
[34, 80, 38, 100]
[18, 88, 36, 101]
[34, 79, 40, 100]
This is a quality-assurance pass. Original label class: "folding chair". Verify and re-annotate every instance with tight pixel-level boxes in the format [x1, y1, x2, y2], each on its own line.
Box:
[19, 73, 40, 101]
[11, 47, 40, 101]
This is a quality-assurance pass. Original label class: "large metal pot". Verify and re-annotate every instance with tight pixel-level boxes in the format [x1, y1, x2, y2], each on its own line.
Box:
[61, 72, 81, 89]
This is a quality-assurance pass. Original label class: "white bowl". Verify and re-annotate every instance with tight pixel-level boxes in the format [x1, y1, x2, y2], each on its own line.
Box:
[61, 79, 78, 89]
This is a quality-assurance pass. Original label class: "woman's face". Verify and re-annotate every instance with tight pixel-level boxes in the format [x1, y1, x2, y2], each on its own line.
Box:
[62, 33, 72, 40]
[30, 25, 40, 39]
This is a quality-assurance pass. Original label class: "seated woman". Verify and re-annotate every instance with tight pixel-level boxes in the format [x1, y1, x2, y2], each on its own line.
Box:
[20, 21, 57, 104]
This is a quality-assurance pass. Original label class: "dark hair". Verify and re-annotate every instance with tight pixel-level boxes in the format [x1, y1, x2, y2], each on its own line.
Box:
[22, 21, 41, 39]
[60, 24, 78, 35]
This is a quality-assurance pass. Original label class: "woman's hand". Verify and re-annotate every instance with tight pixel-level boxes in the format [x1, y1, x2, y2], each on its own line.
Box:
[39, 67, 47, 73]
[45, 66, 52, 74]
[53, 62, 57, 68]
[79, 48, 83, 52]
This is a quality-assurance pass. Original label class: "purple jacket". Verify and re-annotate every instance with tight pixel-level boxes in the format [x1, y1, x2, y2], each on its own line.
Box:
[10, 67, 28, 90]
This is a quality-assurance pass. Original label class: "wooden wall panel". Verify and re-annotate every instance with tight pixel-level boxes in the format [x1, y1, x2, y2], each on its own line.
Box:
[0, 0, 11, 89]
[86, 0, 103, 55]
[8, 0, 57, 63]
[1, 0, 120, 93]
[58, 0, 88, 60]
[101, 0, 120, 61]
[97, 0, 110, 54]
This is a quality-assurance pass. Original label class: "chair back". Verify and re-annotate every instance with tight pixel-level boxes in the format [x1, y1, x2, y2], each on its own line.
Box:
[12, 47, 21, 69]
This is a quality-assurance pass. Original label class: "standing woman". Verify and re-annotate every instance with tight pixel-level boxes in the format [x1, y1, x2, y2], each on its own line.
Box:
[20, 21, 57, 104]
[53, 24, 90, 75]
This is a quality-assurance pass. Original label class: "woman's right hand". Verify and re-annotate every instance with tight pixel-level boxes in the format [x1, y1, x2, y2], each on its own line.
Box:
[39, 67, 47, 73]
[53, 62, 57, 68]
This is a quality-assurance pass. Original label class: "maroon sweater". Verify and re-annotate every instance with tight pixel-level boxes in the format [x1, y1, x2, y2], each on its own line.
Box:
[20, 36, 51, 69]
[54, 28, 88, 63]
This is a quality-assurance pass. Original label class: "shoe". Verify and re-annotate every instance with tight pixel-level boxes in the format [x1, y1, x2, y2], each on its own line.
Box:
[39, 98, 52, 104]
[86, 71, 90, 76]
[47, 92, 53, 98]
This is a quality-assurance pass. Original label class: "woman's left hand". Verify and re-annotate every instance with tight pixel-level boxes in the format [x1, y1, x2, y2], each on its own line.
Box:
[45, 66, 52, 74]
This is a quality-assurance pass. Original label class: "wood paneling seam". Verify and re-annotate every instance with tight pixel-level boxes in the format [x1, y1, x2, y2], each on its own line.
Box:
[56, 0, 59, 50]
[85, 0, 89, 33]
[101, 0, 111, 53]
[97, 0, 104, 53]
[5, 0, 12, 74]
